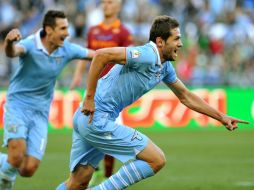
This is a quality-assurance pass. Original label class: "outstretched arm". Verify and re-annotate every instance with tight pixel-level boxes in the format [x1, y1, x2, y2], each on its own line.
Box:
[5, 29, 25, 57]
[70, 60, 89, 90]
[81, 47, 126, 122]
[70, 49, 95, 89]
[166, 79, 249, 130]
[83, 49, 95, 60]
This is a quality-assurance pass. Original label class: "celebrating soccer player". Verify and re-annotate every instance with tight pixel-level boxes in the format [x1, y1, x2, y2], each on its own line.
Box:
[70, 0, 133, 186]
[56, 15, 248, 190]
[0, 10, 94, 189]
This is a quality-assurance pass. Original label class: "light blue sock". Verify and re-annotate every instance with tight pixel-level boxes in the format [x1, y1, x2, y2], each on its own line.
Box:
[0, 155, 17, 181]
[90, 160, 154, 190]
[0, 153, 7, 167]
[56, 182, 68, 190]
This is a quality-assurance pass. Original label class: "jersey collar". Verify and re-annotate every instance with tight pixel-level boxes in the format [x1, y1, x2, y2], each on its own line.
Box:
[35, 29, 64, 57]
[149, 41, 162, 66]
[99, 19, 121, 30]
[35, 29, 50, 55]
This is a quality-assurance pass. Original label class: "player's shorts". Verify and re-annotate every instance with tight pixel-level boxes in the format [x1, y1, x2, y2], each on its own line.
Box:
[3, 104, 48, 160]
[70, 107, 149, 172]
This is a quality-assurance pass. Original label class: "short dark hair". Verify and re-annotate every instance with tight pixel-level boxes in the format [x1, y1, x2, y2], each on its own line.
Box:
[41, 10, 66, 36]
[149, 15, 179, 43]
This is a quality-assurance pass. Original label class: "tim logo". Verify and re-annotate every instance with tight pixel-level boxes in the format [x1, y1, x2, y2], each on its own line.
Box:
[130, 50, 140, 59]
[131, 130, 143, 141]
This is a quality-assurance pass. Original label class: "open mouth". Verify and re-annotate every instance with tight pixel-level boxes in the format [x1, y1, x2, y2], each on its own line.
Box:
[60, 36, 65, 42]
[174, 49, 178, 57]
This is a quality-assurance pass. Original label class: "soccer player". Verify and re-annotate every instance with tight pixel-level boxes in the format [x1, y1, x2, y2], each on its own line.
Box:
[0, 10, 94, 189]
[70, 0, 133, 185]
[56, 15, 248, 190]
[71, 0, 132, 86]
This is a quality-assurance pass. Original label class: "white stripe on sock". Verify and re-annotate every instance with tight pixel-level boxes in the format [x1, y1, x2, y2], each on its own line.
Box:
[116, 172, 128, 187]
[122, 166, 134, 184]
[130, 162, 142, 180]
[100, 184, 106, 190]
[109, 177, 120, 190]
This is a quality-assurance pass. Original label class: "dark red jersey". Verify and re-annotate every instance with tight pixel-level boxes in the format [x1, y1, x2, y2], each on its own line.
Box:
[87, 19, 133, 77]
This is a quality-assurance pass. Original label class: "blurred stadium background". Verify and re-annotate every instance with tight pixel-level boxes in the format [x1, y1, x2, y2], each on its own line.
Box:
[0, 0, 254, 189]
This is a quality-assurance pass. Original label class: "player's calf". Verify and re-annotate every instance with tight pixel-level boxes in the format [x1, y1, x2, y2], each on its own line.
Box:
[89, 159, 155, 190]
[137, 140, 167, 173]
[63, 165, 94, 190]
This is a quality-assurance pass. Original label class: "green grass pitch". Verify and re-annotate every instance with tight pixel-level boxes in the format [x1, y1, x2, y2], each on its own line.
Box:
[5, 129, 254, 190]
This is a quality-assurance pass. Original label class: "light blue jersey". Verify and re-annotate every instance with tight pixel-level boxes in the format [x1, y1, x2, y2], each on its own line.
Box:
[70, 41, 177, 171]
[4, 30, 89, 160]
[94, 41, 177, 121]
[6, 30, 88, 112]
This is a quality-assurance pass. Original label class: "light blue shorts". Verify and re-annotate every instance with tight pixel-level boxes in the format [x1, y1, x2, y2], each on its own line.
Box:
[70, 108, 149, 172]
[3, 104, 48, 160]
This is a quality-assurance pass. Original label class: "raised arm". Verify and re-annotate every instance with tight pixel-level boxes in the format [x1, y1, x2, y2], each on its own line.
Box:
[81, 47, 126, 122]
[166, 79, 249, 131]
[4, 29, 25, 57]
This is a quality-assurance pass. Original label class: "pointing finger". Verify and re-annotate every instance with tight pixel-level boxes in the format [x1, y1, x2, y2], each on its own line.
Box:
[236, 119, 249, 124]
[88, 112, 94, 124]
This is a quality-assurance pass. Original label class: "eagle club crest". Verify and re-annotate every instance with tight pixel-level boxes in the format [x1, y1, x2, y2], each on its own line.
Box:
[131, 130, 143, 141]
[155, 72, 161, 79]
[54, 56, 62, 64]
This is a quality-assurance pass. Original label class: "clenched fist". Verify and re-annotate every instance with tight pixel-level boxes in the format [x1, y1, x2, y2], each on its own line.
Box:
[5, 29, 22, 43]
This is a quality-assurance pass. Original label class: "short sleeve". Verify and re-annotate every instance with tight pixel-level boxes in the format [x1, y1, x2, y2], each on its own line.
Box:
[162, 61, 178, 84]
[17, 37, 32, 54]
[66, 42, 89, 59]
[125, 46, 156, 69]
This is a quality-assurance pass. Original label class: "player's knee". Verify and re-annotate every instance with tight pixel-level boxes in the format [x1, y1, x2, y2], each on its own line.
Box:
[19, 162, 39, 177]
[152, 152, 166, 173]
[8, 140, 26, 167]
[8, 152, 24, 168]
[158, 153, 166, 170]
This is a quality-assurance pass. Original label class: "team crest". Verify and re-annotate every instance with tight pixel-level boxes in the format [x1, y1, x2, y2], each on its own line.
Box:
[54, 56, 62, 64]
[155, 72, 161, 79]
[131, 50, 141, 59]
[131, 130, 143, 141]
[8, 125, 17, 133]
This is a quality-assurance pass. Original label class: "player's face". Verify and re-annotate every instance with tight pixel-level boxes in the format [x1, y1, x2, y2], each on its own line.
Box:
[49, 18, 69, 47]
[101, 0, 120, 18]
[162, 27, 182, 61]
